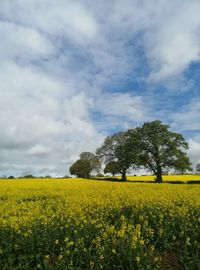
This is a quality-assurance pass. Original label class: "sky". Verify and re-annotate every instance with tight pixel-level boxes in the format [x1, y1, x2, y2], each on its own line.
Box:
[0, 0, 200, 177]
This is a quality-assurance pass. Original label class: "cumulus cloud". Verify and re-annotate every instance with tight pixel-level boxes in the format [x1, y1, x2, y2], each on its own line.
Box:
[92, 92, 151, 132]
[27, 145, 50, 157]
[0, 21, 54, 62]
[0, 0, 98, 40]
[96, 93, 146, 119]
[188, 138, 200, 167]
[0, 0, 199, 176]
[145, 1, 200, 81]
[172, 99, 200, 131]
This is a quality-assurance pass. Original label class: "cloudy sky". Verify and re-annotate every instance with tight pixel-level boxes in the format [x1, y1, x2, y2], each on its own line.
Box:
[0, 0, 200, 176]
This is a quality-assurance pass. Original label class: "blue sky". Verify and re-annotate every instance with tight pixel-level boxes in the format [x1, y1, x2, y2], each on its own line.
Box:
[0, 0, 200, 176]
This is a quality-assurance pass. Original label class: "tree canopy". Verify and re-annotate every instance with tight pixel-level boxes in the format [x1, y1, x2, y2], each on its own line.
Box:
[69, 159, 91, 178]
[174, 152, 192, 174]
[127, 120, 189, 182]
[96, 132, 136, 181]
[69, 120, 192, 183]
[69, 152, 101, 178]
[104, 161, 121, 176]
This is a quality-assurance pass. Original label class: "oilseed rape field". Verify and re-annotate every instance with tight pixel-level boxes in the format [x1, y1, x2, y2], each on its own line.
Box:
[0, 179, 200, 269]
[125, 174, 200, 182]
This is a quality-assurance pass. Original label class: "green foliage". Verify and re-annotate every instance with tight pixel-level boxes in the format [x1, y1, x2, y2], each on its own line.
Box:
[96, 173, 104, 177]
[96, 132, 133, 181]
[196, 163, 200, 172]
[69, 152, 101, 178]
[104, 161, 120, 176]
[23, 175, 35, 178]
[79, 152, 101, 173]
[174, 152, 193, 174]
[8, 176, 15, 179]
[69, 159, 91, 178]
[127, 120, 190, 183]
[69, 120, 191, 183]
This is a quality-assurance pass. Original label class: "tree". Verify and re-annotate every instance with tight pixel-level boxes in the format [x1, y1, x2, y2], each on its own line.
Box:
[174, 152, 192, 174]
[69, 159, 91, 178]
[104, 161, 120, 176]
[69, 152, 101, 178]
[23, 174, 35, 178]
[8, 176, 15, 179]
[127, 120, 189, 183]
[96, 132, 137, 181]
[196, 163, 200, 173]
[79, 152, 101, 173]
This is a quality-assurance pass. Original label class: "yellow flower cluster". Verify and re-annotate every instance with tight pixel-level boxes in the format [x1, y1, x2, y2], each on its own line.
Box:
[0, 178, 199, 269]
[125, 174, 200, 182]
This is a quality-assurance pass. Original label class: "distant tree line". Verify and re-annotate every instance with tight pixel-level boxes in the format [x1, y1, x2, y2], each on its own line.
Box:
[3, 175, 73, 180]
[69, 120, 194, 183]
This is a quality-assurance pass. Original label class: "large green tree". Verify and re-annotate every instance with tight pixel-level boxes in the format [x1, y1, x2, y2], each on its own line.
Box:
[96, 132, 137, 181]
[127, 120, 189, 183]
[69, 152, 101, 178]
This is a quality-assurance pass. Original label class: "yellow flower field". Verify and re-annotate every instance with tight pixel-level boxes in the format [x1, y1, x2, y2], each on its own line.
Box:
[0, 179, 199, 269]
[127, 174, 200, 182]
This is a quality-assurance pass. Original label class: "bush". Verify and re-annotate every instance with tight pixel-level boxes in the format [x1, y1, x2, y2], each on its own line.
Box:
[8, 176, 15, 179]
[96, 173, 104, 177]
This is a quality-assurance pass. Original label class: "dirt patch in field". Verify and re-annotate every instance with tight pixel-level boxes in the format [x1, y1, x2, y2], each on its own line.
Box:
[157, 250, 182, 270]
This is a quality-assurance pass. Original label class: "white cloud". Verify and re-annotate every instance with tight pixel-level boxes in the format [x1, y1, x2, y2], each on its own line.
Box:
[188, 138, 200, 167]
[27, 145, 50, 156]
[0, 21, 54, 62]
[0, 62, 104, 176]
[0, 0, 199, 175]
[172, 99, 200, 131]
[1, 0, 200, 83]
[99, 93, 147, 119]
[0, 0, 98, 43]
[145, 1, 200, 81]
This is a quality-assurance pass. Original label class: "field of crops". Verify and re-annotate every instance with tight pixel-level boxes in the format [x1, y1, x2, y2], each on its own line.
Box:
[0, 179, 199, 270]
[126, 174, 200, 182]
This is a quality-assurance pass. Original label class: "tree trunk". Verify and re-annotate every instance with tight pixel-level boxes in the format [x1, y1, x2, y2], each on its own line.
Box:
[121, 170, 127, 182]
[156, 166, 163, 183]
